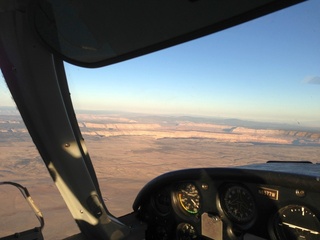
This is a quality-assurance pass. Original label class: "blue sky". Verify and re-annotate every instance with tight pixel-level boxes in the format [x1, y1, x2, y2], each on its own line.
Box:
[1, 0, 320, 127]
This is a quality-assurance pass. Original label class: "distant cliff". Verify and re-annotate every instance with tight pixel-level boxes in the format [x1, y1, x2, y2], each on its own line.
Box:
[1, 112, 319, 145]
[79, 121, 320, 146]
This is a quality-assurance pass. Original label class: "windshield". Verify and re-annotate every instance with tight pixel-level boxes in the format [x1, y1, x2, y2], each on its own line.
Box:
[0, 0, 319, 239]
[65, 1, 319, 125]
[64, 0, 320, 213]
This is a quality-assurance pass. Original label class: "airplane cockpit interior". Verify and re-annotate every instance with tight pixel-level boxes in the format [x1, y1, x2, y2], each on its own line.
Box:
[0, 0, 319, 239]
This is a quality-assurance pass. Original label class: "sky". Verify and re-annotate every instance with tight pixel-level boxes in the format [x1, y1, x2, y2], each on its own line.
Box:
[1, 0, 320, 127]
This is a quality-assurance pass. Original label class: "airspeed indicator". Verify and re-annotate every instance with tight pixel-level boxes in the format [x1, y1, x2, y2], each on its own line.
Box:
[176, 183, 200, 214]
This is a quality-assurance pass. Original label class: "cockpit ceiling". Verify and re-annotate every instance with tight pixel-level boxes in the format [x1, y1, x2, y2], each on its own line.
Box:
[32, 0, 305, 67]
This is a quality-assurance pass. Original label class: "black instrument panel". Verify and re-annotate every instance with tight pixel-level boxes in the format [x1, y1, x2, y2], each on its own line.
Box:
[133, 163, 320, 240]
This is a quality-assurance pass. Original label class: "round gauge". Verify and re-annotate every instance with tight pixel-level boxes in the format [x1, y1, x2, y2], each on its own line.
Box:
[176, 183, 200, 214]
[176, 223, 198, 240]
[153, 189, 171, 215]
[221, 185, 256, 223]
[273, 205, 320, 240]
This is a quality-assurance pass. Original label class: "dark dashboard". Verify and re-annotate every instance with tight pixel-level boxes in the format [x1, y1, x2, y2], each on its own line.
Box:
[132, 162, 320, 240]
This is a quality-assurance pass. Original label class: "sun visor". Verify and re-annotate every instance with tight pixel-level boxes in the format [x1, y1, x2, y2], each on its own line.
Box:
[31, 0, 304, 68]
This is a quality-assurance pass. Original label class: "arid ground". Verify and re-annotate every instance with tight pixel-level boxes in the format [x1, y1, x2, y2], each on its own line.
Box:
[1, 112, 319, 239]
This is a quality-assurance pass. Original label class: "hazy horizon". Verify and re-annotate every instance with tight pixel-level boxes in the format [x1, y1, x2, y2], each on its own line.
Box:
[1, 106, 320, 132]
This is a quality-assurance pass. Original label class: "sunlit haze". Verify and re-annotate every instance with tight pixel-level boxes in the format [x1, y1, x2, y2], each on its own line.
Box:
[1, 0, 320, 127]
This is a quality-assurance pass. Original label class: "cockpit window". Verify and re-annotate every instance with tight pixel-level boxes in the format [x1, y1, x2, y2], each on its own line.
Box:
[65, 0, 320, 127]
[62, 0, 320, 217]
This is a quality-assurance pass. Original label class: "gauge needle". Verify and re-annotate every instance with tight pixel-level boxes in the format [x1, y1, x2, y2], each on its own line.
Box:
[191, 199, 199, 207]
[282, 222, 320, 235]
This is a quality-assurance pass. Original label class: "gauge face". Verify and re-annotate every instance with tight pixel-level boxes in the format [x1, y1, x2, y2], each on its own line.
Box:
[221, 185, 256, 223]
[176, 223, 198, 240]
[177, 183, 200, 214]
[154, 189, 171, 215]
[274, 205, 320, 240]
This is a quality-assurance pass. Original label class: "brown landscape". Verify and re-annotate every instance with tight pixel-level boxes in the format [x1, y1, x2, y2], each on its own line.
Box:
[0, 111, 320, 239]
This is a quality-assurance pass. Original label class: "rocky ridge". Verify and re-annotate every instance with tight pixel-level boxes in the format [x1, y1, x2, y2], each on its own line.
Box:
[79, 121, 320, 145]
[1, 115, 319, 145]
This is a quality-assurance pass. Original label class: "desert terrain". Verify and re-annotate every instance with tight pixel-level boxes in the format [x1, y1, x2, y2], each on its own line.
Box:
[0, 111, 319, 239]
